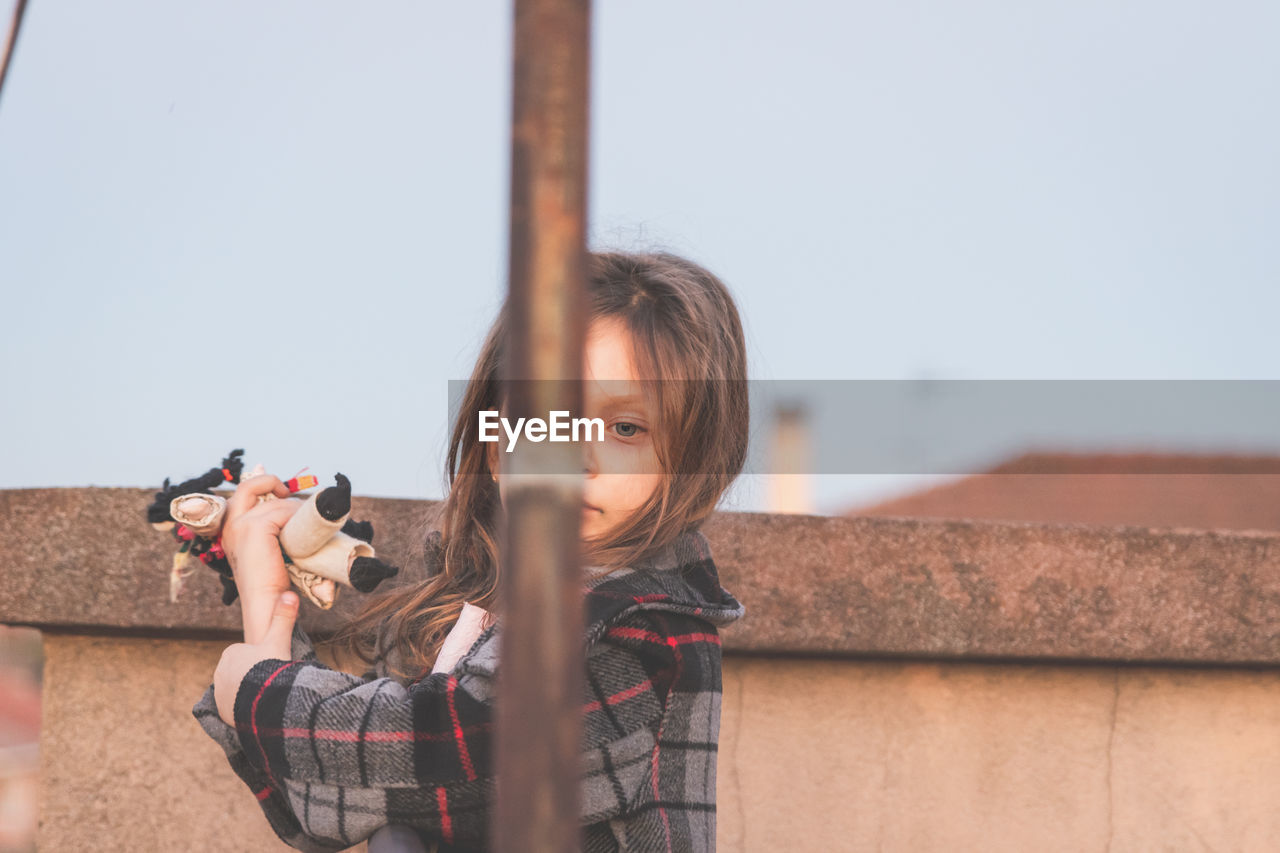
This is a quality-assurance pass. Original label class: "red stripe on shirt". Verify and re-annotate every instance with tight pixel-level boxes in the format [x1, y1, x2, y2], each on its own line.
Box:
[437, 787, 453, 844]
[250, 661, 298, 782]
[605, 627, 721, 647]
[581, 677, 654, 714]
[255, 786, 274, 801]
[447, 676, 477, 781]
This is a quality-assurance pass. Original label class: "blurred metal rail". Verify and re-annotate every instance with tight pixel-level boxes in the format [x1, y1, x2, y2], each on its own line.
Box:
[495, 0, 591, 851]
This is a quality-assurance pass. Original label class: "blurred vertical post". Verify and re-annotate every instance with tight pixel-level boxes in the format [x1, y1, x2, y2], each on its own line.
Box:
[495, 0, 590, 851]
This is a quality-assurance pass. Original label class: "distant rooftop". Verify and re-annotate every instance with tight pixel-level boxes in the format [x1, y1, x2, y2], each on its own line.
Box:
[846, 452, 1280, 532]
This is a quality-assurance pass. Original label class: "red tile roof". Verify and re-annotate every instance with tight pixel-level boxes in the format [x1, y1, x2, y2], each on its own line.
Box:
[846, 452, 1280, 532]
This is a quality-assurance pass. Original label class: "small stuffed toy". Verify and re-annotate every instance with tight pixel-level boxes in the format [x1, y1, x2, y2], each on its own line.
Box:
[147, 449, 400, 608]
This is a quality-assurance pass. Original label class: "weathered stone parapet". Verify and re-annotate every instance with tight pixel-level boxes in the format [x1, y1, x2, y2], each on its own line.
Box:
[0, 487, 431, 638]
[4, 487, 1280, 664]
[705, 510, 1280, 664]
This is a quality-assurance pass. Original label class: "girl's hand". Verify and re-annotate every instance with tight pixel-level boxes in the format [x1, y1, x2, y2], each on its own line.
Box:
[222, 472, 302, 643]
[213, 591, 299, 726]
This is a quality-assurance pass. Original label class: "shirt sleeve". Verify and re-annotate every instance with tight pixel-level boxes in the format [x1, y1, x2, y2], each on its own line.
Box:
[195, 613, 680, 852]
[192, 625, 348, 853]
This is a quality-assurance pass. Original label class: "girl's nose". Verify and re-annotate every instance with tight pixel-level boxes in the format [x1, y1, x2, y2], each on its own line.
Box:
[581, 437, 597, 477]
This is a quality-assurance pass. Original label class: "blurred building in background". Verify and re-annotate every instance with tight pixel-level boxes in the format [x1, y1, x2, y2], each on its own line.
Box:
[0, 626, 41, 853]
[845, 451, 1280, 532]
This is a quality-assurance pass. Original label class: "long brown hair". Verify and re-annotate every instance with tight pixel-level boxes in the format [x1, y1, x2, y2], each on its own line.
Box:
[328, 250, 749, 681]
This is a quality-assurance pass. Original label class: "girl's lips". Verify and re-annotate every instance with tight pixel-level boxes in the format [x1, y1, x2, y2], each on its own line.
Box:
[582, 502, 602, 513]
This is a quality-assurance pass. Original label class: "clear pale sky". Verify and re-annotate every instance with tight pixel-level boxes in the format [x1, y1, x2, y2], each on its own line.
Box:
[1, 0, 1277, 514]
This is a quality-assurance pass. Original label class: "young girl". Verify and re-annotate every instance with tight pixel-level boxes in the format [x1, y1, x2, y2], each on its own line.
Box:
[193, 250, 750, 852]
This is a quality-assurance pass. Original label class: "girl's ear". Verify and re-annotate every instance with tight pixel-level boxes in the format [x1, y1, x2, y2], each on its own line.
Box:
[486, 440, 499, 481]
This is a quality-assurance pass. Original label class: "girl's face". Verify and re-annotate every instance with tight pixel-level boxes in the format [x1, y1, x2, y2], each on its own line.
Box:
[487, 316, 664, 542]
[578, 317, 664, 542]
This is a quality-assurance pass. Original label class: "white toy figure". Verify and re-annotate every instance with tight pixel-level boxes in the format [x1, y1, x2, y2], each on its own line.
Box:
[147, 451, 399, 607]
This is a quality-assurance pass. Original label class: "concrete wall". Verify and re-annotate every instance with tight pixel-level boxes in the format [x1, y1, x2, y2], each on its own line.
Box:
[38, 635, 286, 851]
[37, 636, 1280, 851]
[720, 657, 1280, 851]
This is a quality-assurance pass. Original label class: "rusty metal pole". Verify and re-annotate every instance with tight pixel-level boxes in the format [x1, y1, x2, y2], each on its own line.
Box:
[495, 0, 590, 851]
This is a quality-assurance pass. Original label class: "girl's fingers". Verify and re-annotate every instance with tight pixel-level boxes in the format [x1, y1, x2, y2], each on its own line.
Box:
[230, 496, 303, 532]
[263, 592, 300, 657]
[253, 496, 304, 526]
[226, 474, 291, 519]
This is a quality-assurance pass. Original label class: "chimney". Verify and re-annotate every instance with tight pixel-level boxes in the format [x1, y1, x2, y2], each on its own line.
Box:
[768, 403, 814, 514]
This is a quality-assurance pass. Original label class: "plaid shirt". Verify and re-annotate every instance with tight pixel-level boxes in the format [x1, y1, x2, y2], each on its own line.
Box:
[193, 529, 743, 852]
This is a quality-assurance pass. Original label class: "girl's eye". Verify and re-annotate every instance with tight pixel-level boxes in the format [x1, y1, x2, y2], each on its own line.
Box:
[613, 421, 645, 438]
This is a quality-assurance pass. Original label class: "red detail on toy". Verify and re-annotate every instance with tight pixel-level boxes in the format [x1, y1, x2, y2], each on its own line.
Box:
[222, 468, 234, 482]
[175, 525, 195, 542]
[285, 475, 319, 493]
